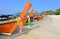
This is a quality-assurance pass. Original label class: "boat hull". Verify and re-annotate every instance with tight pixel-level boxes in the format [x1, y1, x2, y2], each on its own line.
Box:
[0, 18, 27, 35]
[0, 22, 18, 35]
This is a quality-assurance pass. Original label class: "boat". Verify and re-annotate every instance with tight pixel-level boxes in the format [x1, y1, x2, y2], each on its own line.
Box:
[0, 2, 32, 35]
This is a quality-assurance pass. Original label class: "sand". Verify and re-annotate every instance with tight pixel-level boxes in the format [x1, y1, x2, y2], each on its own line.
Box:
[0, 15, 60, 39]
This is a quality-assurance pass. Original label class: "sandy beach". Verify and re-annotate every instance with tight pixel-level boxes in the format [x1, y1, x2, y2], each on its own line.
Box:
[0, 15, 60, 39]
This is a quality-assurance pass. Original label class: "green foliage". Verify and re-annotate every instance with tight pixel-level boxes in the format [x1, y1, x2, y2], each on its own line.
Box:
[45, 10, 54, 15]
[55, 8, 60, 15]
[40, 8, 60, 15]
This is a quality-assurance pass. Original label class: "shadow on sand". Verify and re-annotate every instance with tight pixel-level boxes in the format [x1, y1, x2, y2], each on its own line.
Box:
[0, 25, 40, 39]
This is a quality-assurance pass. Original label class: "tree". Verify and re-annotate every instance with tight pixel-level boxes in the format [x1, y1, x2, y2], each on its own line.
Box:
[45, 10, 55, 15]
[55, 8, 60, 15]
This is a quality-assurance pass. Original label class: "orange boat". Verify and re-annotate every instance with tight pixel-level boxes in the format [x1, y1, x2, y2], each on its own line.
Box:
[36, 16, 44, 21]
[0, 22, 18, 35]
[32, 12, 44, 21]
[0, 2, 32, 35]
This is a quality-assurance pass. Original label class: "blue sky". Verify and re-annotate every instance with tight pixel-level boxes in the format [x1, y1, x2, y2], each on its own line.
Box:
[0, 0, 60, 14]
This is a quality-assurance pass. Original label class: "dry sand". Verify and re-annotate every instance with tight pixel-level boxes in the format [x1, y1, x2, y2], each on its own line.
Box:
[12, 15, 60, 39]
[1, 15, 60, 39]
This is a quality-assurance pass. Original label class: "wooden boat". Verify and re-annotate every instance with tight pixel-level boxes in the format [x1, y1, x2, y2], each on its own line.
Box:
[0, 22, 18, 35]
[0, 18, 28, 35]
[0, 2, 32, 35]
[32, 12, 44, 21]
[36, 16, 44, 21]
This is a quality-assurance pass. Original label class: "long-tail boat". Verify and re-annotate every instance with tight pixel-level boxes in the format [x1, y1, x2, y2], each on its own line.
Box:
[33, 12, 44, 21]
[0, 2, 32, 35]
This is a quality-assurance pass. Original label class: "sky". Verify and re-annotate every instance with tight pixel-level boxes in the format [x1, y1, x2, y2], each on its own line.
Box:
[0, 0, 60, 14]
